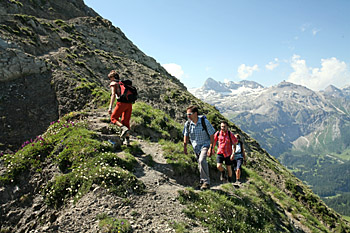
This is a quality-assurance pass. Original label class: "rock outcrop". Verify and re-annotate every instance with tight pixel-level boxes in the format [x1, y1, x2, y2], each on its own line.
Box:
[0, 0, 186, 152]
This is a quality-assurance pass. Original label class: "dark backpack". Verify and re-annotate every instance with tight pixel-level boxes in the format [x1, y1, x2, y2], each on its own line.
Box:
[118, 80, 138, 103]
[186, 115, 210, 139]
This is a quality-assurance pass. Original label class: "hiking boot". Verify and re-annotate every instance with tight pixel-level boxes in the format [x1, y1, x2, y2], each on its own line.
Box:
[125, 137, 131, 147]
[120, 125, 129, 138]
[228, 176, 233, 183]
[220, 171, 227, 181]
[195, 182, 202, 190]
[200, 183, 210, 190]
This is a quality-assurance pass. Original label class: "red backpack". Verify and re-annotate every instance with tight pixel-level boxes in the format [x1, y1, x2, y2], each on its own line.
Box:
[215, 130, 235, 146]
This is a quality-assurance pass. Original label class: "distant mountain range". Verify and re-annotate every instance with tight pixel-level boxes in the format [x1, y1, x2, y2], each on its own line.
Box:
[190, 78, 350, 158]
[190, 78, 350, 215]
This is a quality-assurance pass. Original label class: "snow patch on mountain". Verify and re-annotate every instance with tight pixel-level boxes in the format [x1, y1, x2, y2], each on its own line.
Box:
[189, 80, 265, 108]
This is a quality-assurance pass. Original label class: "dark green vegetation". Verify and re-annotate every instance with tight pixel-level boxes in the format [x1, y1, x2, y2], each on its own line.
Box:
[281, 151, 350, 216]
[235, 113, 350, 217]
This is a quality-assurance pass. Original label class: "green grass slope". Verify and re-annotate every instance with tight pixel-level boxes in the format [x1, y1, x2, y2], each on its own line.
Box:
[1, 102, 349, 232]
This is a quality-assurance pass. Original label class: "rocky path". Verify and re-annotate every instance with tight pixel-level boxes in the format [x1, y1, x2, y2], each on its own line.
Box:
[121, 139, 208, 232]
[0, 108, 239, 232]
[71, 109, 209, 232]
[50, 137, 208, 232]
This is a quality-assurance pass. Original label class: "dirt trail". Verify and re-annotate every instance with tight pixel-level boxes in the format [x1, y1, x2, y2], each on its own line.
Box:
[84, 109, 209, 232]
[45, 109, 307, 232]
[1, 108, 222, 232]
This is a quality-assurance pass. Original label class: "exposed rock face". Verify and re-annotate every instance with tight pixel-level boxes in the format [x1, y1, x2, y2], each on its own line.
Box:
[0, 0, 186, 152]
[0, 0, 98, 20]
[0, 71, 58, 149]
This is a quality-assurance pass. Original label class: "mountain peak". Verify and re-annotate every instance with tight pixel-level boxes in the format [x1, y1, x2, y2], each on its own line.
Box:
[325, 84, 341, 92]
[203, 78, 230, 92]
[202, 78, 264, 92]
[239, 80, 264, 89]
[323, 84, 344, 98]
[276, 81, 300, 88]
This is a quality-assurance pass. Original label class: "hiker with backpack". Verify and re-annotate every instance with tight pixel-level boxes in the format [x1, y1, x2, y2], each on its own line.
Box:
[107, 70, 138, 146]
[213, 121, 238, 183]
[183, 105, 215, 190]
[231, 134, 246, 184]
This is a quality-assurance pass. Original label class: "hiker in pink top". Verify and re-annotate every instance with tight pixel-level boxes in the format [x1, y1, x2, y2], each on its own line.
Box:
[213, 121, 238, 183]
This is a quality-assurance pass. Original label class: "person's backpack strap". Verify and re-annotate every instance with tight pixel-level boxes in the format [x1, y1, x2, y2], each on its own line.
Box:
[228, 131, 233, 146]
[185, 120, 190, 137]
[200, 116, 210, 138]
[185, 120, 192, 145]
[118, 81, 127, 98]
[214, 131, 219, 138]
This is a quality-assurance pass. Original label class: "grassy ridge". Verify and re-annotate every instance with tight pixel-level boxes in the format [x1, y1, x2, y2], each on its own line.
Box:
[1, 102, 349, 232]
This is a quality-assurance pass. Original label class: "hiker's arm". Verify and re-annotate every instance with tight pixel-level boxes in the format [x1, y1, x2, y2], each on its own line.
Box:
[213, 136, 217, 150]
[231, 144, 236, 161]
[207, 134, 215, 157]
[212, 133, 219, 155]
[115, 83, 121, 97]
[230, 133, 237, 159]
[108, 85, 117, 114]
[183, 135, 189, 155]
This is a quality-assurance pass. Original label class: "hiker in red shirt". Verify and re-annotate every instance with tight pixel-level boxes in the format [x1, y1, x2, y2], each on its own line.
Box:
[213, 121, 238, 183]
[108, 70, 132, 146]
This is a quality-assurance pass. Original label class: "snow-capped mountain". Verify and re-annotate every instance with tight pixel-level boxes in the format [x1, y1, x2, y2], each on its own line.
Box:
[190, 78, 264, 110]
[190, 78, 350, 158]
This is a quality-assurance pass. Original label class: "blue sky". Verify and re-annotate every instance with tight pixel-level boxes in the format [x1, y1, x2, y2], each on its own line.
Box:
[84, 0, 350, 91]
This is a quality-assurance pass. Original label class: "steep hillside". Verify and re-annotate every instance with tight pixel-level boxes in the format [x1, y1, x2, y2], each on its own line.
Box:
[0, 0, 185, 152]
[1, 0, 349, 232]
[1, 104, 349, 232]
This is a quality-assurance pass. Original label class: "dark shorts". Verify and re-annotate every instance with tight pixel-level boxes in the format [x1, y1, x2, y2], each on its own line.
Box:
[232, 158, 243, 171]
[216, 154, 233, 165]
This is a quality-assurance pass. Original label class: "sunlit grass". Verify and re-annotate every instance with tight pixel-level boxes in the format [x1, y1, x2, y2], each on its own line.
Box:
[1, 111, 145, 208]
[97, 213, 132, 233]
[131, 102, 183, 141]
